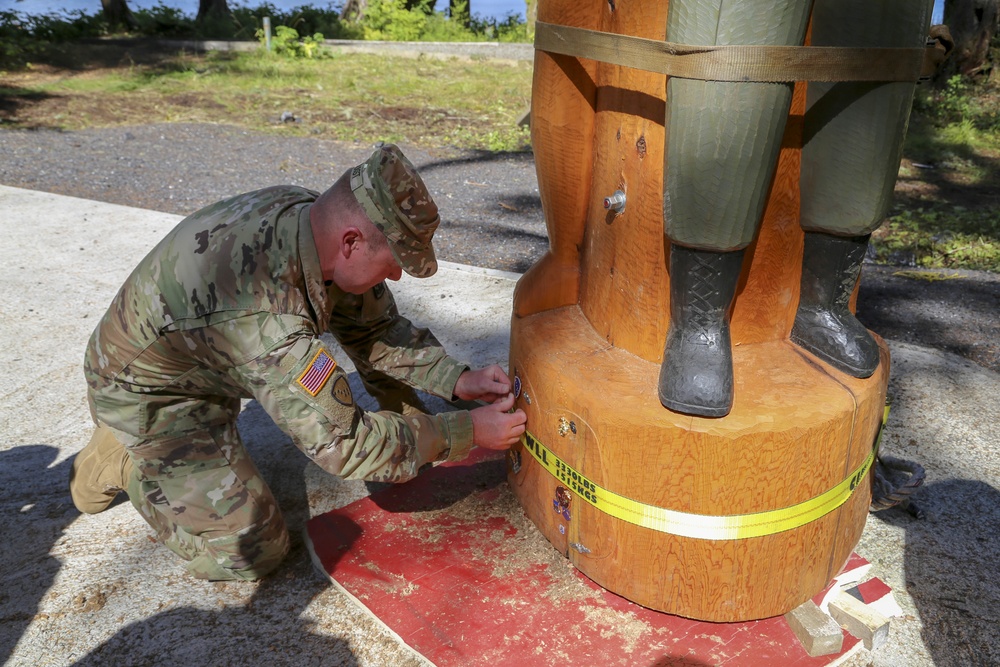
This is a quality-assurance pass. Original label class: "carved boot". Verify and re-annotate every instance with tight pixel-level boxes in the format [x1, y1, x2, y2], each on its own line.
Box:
[790, 232, 880, 377]
[658, 245, 745, 418]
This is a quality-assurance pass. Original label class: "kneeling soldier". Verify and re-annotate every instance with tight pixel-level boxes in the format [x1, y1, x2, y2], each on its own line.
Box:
[71, 144, 526, 580]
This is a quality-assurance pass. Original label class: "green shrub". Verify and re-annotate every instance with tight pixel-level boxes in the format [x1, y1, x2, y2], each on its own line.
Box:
[256, 24, 332, 58]
[361, 0, 429, 41]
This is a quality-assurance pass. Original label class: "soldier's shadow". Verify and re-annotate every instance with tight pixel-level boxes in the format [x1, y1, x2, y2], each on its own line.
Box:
[0, 445, 78, 664]
[10, 371, 480, 665]
[64, 402, 366, 666]
[871, 479, 1000, 666]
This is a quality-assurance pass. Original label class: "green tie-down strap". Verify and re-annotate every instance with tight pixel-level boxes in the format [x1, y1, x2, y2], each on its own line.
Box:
[533, 21, 939, 83]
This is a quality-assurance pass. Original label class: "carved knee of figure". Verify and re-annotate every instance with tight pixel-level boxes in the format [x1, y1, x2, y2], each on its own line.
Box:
[790, 232, 880, 377]
[658, 245, 745, 418]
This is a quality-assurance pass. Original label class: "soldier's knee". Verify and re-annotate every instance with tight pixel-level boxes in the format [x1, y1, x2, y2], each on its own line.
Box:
[186, 517, 290, 581]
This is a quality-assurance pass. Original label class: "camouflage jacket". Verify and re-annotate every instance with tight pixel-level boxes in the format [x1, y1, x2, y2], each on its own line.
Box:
[84, 186, 473, 483]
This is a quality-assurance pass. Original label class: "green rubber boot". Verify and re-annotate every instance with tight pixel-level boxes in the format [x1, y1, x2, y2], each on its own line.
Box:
[658, 245, 745, 418]
[790, 232, 880, 377]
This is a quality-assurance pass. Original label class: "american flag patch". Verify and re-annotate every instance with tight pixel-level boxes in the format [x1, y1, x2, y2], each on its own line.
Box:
[297, 348, 337, 396]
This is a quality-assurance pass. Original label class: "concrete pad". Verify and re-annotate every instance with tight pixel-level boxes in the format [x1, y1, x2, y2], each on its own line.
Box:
[1, 185, 998, 666]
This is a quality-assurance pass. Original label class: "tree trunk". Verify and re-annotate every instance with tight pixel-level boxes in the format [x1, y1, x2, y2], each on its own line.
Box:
[197, 0, 232, 23]
[101, 0, 138, 31]
[341, 0, 368, 22]
[942, 0, 999, 77]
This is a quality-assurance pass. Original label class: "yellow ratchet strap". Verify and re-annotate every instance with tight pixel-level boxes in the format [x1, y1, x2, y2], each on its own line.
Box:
[517, 404, 889, 541]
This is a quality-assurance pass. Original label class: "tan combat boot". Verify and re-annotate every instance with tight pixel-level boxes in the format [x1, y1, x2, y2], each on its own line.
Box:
[69, 425, 133, 514]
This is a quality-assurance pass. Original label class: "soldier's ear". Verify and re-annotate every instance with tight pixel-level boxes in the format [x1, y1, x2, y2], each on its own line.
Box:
[340, 227, 363, 258]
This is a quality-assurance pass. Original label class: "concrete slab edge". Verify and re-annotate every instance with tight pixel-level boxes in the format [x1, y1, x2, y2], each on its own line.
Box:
[302, 527, 437, 667]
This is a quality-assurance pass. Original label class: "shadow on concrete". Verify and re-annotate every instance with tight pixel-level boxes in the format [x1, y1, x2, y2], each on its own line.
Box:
[65, 367, 511, 663]
[0, 445, 78, 665]
[0, 406, 364, 666]
[872, 479, 1000, 667]
[69, 590, 360, 666]
[366, 453, 507, 514]
[857, 264, 1000, 373]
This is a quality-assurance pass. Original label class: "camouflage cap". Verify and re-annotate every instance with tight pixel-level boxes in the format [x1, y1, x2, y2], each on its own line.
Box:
[350, 144, 439, 278]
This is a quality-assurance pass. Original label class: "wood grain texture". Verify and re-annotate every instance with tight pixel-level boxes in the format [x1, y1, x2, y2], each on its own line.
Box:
[511, 0, 602, 319]
[578, 0, 671, 362]
[509, 306, 889, 621]
[510, 0, 892, 621]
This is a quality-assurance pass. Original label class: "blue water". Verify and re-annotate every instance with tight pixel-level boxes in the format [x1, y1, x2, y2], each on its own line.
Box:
[1, 0, 946, 25]
[2, 0, 527, 20]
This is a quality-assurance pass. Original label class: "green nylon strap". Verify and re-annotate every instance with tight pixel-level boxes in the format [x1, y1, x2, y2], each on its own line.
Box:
[534, 21, 935, 83]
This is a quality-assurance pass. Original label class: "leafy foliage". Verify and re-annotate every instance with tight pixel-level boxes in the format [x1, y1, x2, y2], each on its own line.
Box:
[256, 24, 332, 59]
[0, 2, 527, 46]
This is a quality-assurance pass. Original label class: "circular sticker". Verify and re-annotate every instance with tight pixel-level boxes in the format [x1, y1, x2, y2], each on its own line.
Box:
[513, 375, 522, 399]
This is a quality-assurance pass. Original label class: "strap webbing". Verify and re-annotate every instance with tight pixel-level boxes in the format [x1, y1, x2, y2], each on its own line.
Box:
[535, 21, 936, 83]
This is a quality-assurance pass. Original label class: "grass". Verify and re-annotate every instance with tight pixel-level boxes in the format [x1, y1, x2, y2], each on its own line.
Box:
[1, 47, 533, 152]
[874, 72, 1000, 272]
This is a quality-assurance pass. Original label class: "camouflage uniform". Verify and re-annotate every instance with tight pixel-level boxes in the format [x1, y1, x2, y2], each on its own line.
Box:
[84, 145, 472, 580]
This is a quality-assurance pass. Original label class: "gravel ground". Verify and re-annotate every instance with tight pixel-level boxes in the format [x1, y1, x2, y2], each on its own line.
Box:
[2, 123, 999, 667]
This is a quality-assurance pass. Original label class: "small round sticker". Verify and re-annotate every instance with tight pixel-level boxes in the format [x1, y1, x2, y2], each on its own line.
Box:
[513, 375, 522, 399]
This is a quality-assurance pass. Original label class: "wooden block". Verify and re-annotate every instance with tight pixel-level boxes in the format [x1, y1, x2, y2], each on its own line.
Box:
[785, 600, 845, 657]
[829, 590, 891, 650]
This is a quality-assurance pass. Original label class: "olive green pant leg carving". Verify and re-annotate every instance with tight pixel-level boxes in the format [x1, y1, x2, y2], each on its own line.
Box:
[793, 0, 934, 376]
[659, 0, 812, 417]
[125, 421, 289, 581]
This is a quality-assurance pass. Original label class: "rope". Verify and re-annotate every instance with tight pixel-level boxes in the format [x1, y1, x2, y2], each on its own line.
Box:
[870, 454, 926, 515]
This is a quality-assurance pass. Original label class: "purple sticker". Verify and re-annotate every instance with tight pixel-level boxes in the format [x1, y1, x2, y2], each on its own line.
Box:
[513, 375, 522, 399]
[553, 486, 571, 522]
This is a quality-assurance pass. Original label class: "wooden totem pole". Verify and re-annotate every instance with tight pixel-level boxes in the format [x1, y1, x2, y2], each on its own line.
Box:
[508, 0, 934, 621]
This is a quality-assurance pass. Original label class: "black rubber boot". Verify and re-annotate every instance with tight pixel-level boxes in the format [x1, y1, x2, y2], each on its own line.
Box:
[658, 246, 745, 418]
[790, 232, 880, 377]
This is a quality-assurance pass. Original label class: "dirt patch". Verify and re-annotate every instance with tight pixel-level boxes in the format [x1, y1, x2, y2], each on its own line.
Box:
[72, 583, 117, 613]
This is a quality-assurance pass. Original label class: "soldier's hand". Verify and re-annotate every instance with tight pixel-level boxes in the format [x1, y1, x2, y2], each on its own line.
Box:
[454, 364, 511, 403]
[470, 393, 526, 450]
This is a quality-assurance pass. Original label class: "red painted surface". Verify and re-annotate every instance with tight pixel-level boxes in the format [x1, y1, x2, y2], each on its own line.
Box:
[307, 449, 862, 667]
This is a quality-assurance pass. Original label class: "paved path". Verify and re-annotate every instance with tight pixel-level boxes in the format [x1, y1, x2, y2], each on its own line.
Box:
[1, 185, 997, 666]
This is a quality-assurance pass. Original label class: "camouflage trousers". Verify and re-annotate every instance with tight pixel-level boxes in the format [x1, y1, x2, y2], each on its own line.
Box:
[358, 367, 431, 416]
[97, 356, 420, 580]
[120, 419, 289, 581]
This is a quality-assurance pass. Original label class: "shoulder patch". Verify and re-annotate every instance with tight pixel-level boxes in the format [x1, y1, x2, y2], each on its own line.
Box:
[297, 348, 337, 396]
[331, 375, 354, 406]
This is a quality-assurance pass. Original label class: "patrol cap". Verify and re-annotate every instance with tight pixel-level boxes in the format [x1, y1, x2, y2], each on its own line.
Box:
[350, 143, 439, 278]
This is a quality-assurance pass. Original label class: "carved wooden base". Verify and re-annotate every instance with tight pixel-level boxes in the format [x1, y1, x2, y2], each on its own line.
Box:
[508, 304, 889, 621]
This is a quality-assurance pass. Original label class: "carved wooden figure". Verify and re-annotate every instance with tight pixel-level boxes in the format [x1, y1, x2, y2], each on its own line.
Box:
[508, 0, 932, 621]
